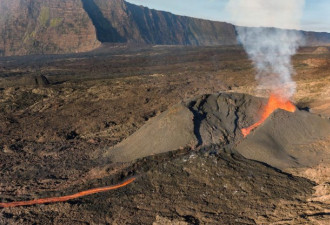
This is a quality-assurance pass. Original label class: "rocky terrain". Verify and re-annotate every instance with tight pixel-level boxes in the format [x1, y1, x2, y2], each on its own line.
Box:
[1, 149, 326, 224]
[106, 93, 263, 163]
[0, 45, 329, 224]
[0, 0, 100, 56]
[1, 0, 330, 56]
[83, 0, 237, 46]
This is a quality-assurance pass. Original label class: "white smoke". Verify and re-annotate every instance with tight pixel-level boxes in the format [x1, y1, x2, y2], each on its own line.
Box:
[226, 0, 306, 99]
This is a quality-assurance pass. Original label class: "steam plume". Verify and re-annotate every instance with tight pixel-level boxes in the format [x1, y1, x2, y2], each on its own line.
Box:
[226, 0, 305, 99]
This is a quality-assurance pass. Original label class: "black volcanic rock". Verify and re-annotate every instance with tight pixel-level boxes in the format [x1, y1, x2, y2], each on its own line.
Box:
[18, 74, 50, 86]
[106, 92, 330, 172]
[235, 109, 330, 170]
[106, 93, 264, 162]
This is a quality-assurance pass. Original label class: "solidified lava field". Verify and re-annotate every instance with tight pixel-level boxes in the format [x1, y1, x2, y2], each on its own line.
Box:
[0, 45, 329, 224]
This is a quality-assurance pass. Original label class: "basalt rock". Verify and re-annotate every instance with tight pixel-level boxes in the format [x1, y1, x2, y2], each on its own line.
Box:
[106, 92, 265, 162]
[235, 109, 330, 170]
[107, 92, 330, 173]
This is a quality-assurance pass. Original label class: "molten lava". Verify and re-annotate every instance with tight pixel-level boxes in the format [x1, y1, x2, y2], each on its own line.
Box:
[0, 177, 136, 208]
[241, 94, 296, 137]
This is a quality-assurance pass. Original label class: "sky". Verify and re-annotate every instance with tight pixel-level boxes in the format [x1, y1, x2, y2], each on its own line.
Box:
[126, 0, 330, 33]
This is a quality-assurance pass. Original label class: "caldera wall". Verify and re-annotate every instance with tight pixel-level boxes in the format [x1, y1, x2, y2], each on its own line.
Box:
[0, 0, 100, 56]
[1, 0, 330, 56]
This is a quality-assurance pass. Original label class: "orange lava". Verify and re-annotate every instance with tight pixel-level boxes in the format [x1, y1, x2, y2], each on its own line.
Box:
[0, 177, 136, 208]
[241, 94, 296, 137]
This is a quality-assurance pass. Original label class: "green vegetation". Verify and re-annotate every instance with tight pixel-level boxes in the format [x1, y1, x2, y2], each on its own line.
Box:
[38, 6, 50, 27]
[23, 30, 36, 44]
[50, 18, 63, 27]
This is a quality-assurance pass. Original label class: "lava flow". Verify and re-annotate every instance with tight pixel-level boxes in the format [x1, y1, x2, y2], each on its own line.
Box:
[241, 94, 296, 137]
[0, 177, 136, 208]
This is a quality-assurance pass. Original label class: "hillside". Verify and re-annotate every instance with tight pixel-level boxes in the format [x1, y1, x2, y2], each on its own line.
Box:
[82, 0, 237, 46]
[0, 0, 329, 56]
[0, 0, 101, 56]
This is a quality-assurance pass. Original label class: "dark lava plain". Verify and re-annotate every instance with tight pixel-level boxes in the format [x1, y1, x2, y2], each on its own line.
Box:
[0, 45, 329, 224]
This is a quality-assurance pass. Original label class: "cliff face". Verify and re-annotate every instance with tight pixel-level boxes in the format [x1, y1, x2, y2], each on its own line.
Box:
[303, 32, 330, 46]
[0, 0, 238, 56]
[0, 0, 100, 56]
[82, 0, 237, 46]
[0, 0, 329, 56]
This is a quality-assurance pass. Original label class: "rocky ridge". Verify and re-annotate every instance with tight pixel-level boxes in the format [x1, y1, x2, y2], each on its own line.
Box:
[0, 0, 100, 56]
[1, 0, 330, 56]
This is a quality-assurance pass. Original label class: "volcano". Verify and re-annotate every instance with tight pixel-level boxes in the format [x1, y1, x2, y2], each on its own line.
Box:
[105, 93, 330, 171]
[1, 92, 329, 224]
[105, 93, 263, 162]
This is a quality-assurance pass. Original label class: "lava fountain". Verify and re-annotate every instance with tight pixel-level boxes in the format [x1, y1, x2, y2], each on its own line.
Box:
[241, 94, 296, 137]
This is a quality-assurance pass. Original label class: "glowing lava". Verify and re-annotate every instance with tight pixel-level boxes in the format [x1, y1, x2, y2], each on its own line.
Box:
[0, 177, 136, 208]
[241, 94, 296, 137]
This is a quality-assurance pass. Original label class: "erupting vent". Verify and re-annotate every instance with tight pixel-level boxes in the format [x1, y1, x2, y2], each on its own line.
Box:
[241, 94, 296, 137]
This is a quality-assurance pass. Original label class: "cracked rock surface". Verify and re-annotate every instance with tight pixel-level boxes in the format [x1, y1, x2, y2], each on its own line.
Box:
[107, 93, 264, 162]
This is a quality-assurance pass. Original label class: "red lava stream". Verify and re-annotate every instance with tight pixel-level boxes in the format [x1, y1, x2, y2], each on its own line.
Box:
[241, 94, 296, 137]
[0, 177, 136, 208]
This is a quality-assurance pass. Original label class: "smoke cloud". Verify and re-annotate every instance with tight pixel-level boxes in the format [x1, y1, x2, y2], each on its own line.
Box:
[226, 0, 306, 99]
